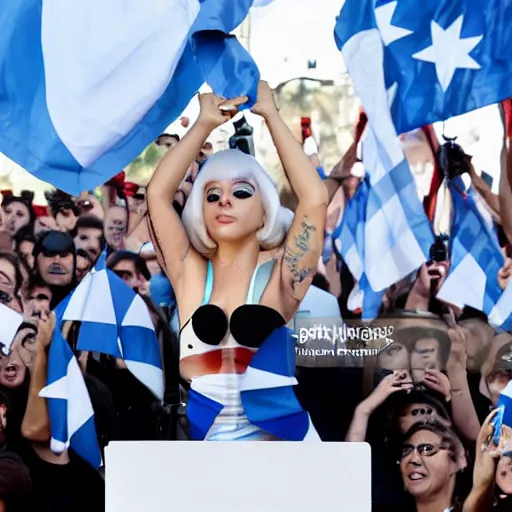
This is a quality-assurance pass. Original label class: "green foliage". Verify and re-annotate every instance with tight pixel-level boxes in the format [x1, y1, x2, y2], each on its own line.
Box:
[125, 143, 164, 181]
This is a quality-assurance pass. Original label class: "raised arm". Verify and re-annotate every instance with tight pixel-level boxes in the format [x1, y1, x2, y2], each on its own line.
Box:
[500, 140, 512, 243]
[146, 94, 247, 294]
[252, 82, 328, 318]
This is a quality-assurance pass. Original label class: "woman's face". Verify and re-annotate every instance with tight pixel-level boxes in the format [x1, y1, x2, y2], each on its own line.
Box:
[55, 208, 77, 232]
[203, 179, 265, 246]
[3, 201, 30, 236]
[400, 430, 456, 501]
[377, 342, 409, 371]
[18, 240, 34, 269]
[0, 347, 26, 389]
[496, 455, 512, 495]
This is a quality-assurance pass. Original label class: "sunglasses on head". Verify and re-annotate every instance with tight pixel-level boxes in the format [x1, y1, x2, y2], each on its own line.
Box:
[410, 407, 434, 416]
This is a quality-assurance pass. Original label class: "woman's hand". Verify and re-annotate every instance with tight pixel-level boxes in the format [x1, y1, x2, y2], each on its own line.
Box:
[360, 370, 413, 415]
[251, 81, 279, 120]
[473, 410, 499, 492]
[422, 369, 452, 402]
[197, 93, 247, 131]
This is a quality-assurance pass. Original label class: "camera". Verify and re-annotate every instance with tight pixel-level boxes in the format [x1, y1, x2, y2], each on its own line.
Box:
[429, 235, 448, 263]
[438, 135, 470, 180]
[229, 115, 254, 157]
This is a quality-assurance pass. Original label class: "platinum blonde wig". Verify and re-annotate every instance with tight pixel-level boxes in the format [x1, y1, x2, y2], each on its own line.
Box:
[182, 149, 293, 255]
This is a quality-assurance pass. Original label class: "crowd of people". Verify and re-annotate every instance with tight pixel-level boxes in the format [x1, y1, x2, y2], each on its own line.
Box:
[0, 81, 511, 511]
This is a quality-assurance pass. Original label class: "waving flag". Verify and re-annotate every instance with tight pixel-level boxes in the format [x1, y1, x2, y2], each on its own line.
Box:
[489, 281, 512, 332]
[39, 328, 101, 469]
[437, 178, 504, 316]
[332, 179, 385, 320]
[370, 0, 512, 134]
[334, 0, 434, 295]
[0, 0, 259, 195]
[61, 253, 163, 400]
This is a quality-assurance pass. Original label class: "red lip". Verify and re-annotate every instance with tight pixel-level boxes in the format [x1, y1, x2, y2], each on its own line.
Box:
[216, 215, 235, 224]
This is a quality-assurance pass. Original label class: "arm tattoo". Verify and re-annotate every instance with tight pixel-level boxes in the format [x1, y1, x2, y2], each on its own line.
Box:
[284, 217, 316, 289]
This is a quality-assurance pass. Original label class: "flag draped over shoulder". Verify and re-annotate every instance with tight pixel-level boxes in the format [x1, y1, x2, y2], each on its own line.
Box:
[0, 0, 259, 194]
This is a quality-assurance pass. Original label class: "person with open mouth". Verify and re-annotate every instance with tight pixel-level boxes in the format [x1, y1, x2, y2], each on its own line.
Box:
[399, 420, 465, 512]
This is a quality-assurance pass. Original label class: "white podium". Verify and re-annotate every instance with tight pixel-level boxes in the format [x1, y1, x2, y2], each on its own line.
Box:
[105, 441, 371, 511]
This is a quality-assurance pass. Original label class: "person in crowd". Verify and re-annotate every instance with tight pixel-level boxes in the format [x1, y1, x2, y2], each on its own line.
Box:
[0, 452, 32, 511]
[76, 248, 93, 282]
[463, 411, 512, 511]
[155, 133, 180, 152]
[1, 190, 36, 238]
[0, 251, 23, 313]
[73, 215, 105, 264]
[45, 189, 80, 233]
[139, 242, 161, 277]
[106, 250, 151, 296]
[147, 82, 327, 441]
[399, 420, 467, 511]
[75, 192, 105, 221]
[104, 205, 128, 251]
[14, 228, 36, 270]
[22, 275, 52, 318]
[479, 336, 512, 407]
[33, 230, 76, 309]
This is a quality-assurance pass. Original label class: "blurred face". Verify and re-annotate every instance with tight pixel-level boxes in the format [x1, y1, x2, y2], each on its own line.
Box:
[76, 255, 91, 282]
[55, 207, 77, 232]
[203, 179, 265, 246]
[157, 135, 179, 151]
[3, 201, 30, 236]
[399, 402, 439, 433]
[400, 430, 456, 502]
[197, 142, 213, 164]
[496, 455, 512, 495]
[34, 216, 58, 237]
[76, 195, 104, 221]
[417, 260, 450, 295]
[487, 369, 512, 406]
[377, 342, 409, 371]
[26, 285, 52, 318]
[410, 337, 441, 384]
[36, 251, 74, 286]
[0, 258, 18, 312]
[0, 347, 26, 389]
[111, 259, 147, 292]
[105, 206, 127, 249]
[18, 240, 34, 269]
[74, 227, 103, 261]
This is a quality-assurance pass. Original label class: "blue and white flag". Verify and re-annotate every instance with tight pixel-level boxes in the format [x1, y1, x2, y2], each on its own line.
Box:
[437, 178, 504, 317]
[332, 179, 385, 320]
[61, 252, 163, 400]
[39, 328, 101, 469]
[0, 0, 259, 194]
[370, 0, 512, 133]
[334, 0, 434, 296]
[489, 280, 512, 332]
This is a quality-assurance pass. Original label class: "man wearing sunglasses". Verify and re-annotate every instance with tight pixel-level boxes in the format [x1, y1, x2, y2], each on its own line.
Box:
[33, 231, 76, 309]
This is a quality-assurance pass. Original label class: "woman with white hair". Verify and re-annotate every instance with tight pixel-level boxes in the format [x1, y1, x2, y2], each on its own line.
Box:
[147, 81, 328, 441]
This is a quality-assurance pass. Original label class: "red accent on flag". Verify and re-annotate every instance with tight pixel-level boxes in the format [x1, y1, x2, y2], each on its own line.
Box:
[421, 125, 442, 222]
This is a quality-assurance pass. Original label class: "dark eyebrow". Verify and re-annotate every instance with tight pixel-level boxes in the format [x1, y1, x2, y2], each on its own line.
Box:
[0, 271, 13, 284]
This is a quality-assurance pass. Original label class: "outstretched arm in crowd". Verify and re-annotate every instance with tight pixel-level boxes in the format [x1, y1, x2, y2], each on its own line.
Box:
[462, 411, 499, 512]
[253, 82, 328, 317]
[146, 93, 246, 304]
[21, 314, 55, 442]
[468, 162, 501, 221]
[346, 371, 413, 442]
[499, 139, 512, 244]
[444, 313, 481, 442]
